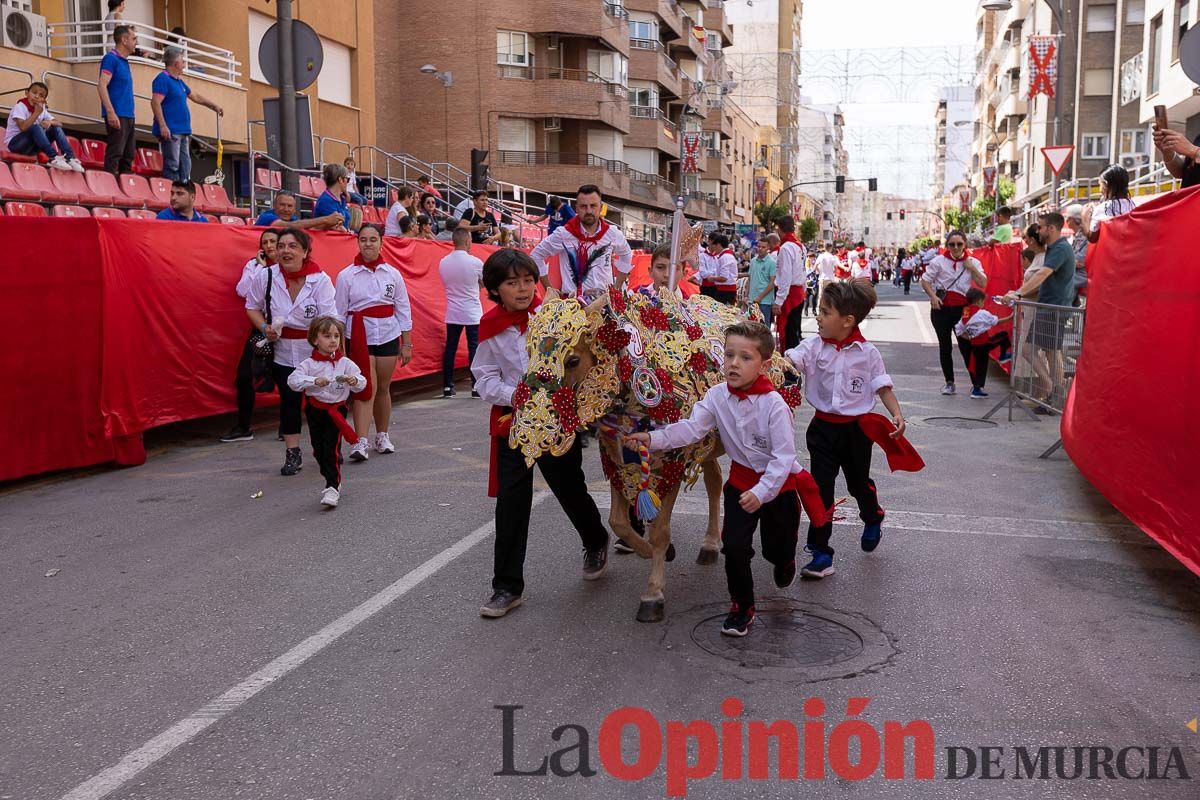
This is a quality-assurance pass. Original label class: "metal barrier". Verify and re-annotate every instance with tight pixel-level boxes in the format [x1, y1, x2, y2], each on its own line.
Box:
[48, 21, 241, 87]
[982, 298, 1085, 458]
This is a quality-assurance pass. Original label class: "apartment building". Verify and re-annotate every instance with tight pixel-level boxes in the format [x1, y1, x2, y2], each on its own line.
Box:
[792, 101, 845, 242]
[1138, 0, 1199, 144]
[933, 84, 973, 205]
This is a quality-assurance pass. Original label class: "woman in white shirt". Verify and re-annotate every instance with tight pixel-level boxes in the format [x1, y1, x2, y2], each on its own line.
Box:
[384, 186, 417, 236]
[1083, 164, 1135, 244]
[920, 230, 987, 396]
[222, 229, 279, 444]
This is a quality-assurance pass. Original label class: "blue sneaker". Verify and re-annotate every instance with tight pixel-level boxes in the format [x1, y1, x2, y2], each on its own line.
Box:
[998, 350, 1012, 364]
[970, 387, 988, 399]
[861, 523, 882, 552]
[800, 546, 835, 578]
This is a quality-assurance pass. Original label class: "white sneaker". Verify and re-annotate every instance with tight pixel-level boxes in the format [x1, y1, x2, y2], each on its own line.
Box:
[349, 439, 370, 462]
[48, 155, 72, 171]
[320, 487, 340, 508]
[941, 383, 957, 396]
[374, 432, 395, 454]
[67, 158, 85, 173]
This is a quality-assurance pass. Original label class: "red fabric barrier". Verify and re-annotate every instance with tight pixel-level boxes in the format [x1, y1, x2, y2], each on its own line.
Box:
[1062, 186, 1200, 576]
[625, 252, 700, 297]
[0, 218, 493, 481]
[971, 242, 1024, 373]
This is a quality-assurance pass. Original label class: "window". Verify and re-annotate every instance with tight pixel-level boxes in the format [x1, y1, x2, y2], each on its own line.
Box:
[629, 85, 658, 108]
[248, 11, 275, 83]
[1175, 0, 1191, 60]
[497, 117, 535, 151]
[1086, 3, 1117, 31]
[1120, 128, 1148, 154]
[705, 32, 722, 52]
[1081, 134, 1110, 159]
[629, 20, 657, 41]
[587, 50, 628, 86]
[1083, 68, 1114, 95]
[497, 31, 531, 66]
[317, 39, 352, 106]
[1127, 0, 1146, 24]
[1148, 13, 1163, 93]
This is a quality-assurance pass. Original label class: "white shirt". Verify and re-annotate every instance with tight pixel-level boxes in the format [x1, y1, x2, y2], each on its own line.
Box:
[648, 384, 801, 505]
[530, 220, 634, 300]
[922, 254, 982, 296]
[955, 308, 1000, 340]
[244, 267, 337, 368]
[286, 354, 366, 405]
[1088, 198, 1135, 233]
[4, 102, 51, 148]
[816, 252, 839, 281]
[384, 202, 409, 236]
[333, 262, 413, 345]
[785, 337, 894, 417]
[438, 249, 484, 325]
[774, 240, 806, 295]
[346, 171, 359, 196]
[471, 324, 528, 407]
[235, 257, 264, 300]
[698, 249, 737, 287]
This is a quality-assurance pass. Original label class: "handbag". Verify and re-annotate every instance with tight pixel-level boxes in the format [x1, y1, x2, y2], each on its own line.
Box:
[250, 266, 276, 393]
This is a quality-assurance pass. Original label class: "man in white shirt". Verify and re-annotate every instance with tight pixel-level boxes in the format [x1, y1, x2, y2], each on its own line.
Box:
[815, 241, 839, 293]
[771, 216, 808, 350]
[531, 184, 633, 301]
[4, 82, 84, 172]
[438, 227, 485, 398]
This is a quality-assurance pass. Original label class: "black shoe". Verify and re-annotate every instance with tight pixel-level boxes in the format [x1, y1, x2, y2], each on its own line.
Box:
[442, 386, 455, 398]
[614, 538, 636, 554]
[480, 590, 523, 618]
[219, 426, 253, 443]
[773, 560, 797, 589]
[471, 389, 481, 398]
[582, 546, 608, 580]
[721, 603, 755, 637]
[280, 447, 302, 476]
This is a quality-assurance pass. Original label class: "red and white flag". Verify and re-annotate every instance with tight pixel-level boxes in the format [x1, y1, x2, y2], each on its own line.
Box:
[982, 166, 997, 197]
[682, 133, 701, 174]
[1028, 35, 1058, 99]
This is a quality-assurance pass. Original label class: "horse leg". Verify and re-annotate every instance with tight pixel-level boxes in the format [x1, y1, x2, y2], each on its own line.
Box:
[636, 488, 679, 623]
[696, 457, 723, 565]
[609, 487, 653, 558]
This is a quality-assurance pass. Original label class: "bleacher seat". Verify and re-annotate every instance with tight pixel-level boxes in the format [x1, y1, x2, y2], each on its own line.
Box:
[368, 206, 385, 224]
[0, 162, 42, 201]
[5, 201, 47, 217]
[78, 139, 106, 170]
[203, 214, 220, 223]
[85, 170, 140, 208]
[0, 145, 41, 164]
[127, 208, 157, 220]
[299, 175, 320, 198]
[53, 205, 91, 218]
[133, 148, 163, 177]
[200, 183, 249, 217]
[11, 163, 77, 203]
[51, 168, 114, 205]
[148, 177, 172, 208]
[218, 215, 244, 225]
[92, 207, 126, 218]
[117, 173, 163, 209]
[254, 168, 283, 192]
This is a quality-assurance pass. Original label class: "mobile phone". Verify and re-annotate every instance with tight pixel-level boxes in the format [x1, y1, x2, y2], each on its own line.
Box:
[1154, 105, 1168, 131]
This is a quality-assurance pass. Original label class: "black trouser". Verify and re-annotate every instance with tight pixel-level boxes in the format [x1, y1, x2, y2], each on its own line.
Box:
[806, 417, 885, 555]
[721, 485, 799, 608]
[304, 403, 346, 489]
[958, 331, 1012, 390]
[493, 436, 608, 595]
[234, 329, 256, 430]
[930, 304, 964, 384]
[271, 363, 303, 436]
[442, 323, 479, 389]
[783, 303, 804, 350]
[104, 117, 136, 175]
[805, 289, 819, 314]
[901, 271, 913, 294]
[700, 285, 736, 305]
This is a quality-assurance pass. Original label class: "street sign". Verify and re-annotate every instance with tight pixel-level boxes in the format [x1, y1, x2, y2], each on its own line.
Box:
[259, 20, 324, 91]
[1041, 145, 1075, 176]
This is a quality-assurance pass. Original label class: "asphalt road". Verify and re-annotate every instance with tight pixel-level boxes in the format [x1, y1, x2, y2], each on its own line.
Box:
[2, 284, 1197, 800]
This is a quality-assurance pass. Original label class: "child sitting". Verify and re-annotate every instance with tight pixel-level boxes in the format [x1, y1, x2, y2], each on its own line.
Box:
[954, 288, 1013, 398]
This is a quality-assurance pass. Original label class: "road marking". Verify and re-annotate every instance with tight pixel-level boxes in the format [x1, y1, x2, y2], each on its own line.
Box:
[58, 493, 549, 800]
[911, 301, 937, 345]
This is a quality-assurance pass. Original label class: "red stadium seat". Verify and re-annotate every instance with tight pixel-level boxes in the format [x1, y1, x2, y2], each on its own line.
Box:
[270, 170, 282, 189]
[66, 136, 85, 161]
[253, 168, 282, 192]
[132, 147, 163, 177]
[203, 214, 220, 223]
[148, 176, 172, 208]
[127, 208, 157, 220]
[368, 206, 385, 224]
[200, 183, 249, 216]
[92, 207, 126, 218]
[53, 204, 91, 218]
[11, 163, 77, 203]
[5, 201, 47, 217]
[218, 215, 244, 225]
[86, 170, 140, 207]
[51, 168, 114, 205]
[0, 145, 41, 164]
[78, 139, 106, 170]
[299, 175, 320, 198]
[0, 162, 42, 201]
[117, 173, 163, 209]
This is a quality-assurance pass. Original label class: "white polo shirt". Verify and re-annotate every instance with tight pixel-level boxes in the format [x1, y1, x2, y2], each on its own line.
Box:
[334, 262, 413, 345]
[785, 336, 894, 417]
[438, 249, 485, 325]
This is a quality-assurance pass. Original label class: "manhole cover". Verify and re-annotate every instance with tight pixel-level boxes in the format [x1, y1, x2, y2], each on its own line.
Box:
[922, 416, 997, 429]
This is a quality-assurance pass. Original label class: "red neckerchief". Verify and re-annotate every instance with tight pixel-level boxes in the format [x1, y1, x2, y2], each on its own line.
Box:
[563, 216, 611, 291]
[478, 297, 543, 343]
[721, 248, 735, 257]
[728, 374, 776, 401]
[283, 258, 323, 284]
[311, 348, 344, 362]
[780, 232, 800, 247]
[821, 327, 867, 351]
[353, 254, 385, 270]
[17, 97, 36, 114]
[770, 247, 780, 254]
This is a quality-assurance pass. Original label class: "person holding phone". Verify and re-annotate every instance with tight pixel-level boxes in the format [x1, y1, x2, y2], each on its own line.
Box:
[463, 190, 500, 245]
[1152, 105, 1200, 188]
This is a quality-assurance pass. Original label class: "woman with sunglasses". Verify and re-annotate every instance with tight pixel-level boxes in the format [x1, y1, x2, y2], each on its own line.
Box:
[920, 230, 987, 396]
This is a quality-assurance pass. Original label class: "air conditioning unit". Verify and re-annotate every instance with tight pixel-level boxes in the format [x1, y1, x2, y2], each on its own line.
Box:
[547, 34, 560, 50]
[543, 117, 562, 131]
[1119, 152, 1149, 171]
[1, 6, 48, 56]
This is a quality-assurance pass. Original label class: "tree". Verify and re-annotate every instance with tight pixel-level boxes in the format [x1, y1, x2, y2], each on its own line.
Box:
[754, 201, 790, 230]
[799, 217, 819, 243]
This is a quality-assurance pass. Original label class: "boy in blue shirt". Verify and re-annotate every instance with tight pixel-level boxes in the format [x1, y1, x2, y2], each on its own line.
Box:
[747, 239, 776, 323]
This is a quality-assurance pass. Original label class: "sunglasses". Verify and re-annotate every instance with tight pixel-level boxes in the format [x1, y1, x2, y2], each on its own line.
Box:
[947, 242, 966, 248]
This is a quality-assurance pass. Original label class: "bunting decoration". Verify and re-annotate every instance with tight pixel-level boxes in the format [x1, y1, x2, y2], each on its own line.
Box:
[1028, 35, 1058, 99]
[959, 189, 972, 212]
[753, 176, 767, 204]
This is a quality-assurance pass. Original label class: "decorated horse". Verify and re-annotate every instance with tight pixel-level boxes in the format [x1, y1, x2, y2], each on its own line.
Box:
[507, 285, 802, 622]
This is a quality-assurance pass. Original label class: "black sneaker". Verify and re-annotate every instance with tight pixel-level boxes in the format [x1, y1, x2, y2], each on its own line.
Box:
[470, 389, 481, 398]
[480, 590, 523, 618]
[280, 447, 302, 476]
[219, 426, 254, 443]
[582, 546, 608, 580]
[773, 560, 797, 589]
[721, 603, 755, 637]
[442, 386, 455, 398]
[614, 538, 635, 554]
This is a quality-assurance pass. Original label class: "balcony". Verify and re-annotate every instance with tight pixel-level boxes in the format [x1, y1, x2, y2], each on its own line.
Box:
[494, 151, 675, 210]
[700, 147, 732, 184]
[629, 107, 680, 155]
[495, 66, 630, 134]
[507, 0, 630, 56]
[626, 0, 685, 40]
[702, 102, 733, 140]
[670, 16, 706, 60]
[629, 41, 683, 99]
[706, 2, 734, 46]
[684, 190, 721, 220]
[997, 89, 1027, 120]
[627, 168, 678, 210]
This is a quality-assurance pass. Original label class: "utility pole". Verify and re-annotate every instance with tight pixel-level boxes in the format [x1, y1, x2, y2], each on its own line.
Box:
[277, 0, 298, 192]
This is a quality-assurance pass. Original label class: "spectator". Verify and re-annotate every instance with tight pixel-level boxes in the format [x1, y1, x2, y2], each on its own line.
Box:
[384, 186, 416, 236]
[920, 229, 987, 396]
[254, 190, 342, 230]
[419, 192, 444, 230]
[746, 238, 777, 323]
[398, 215, 417, 237]
[313, 162, 352, 230]
[435, 217, 460, 242]
[530, 196, 576, 234]
[98, 24, 138, 176]
[151, 47, 223, 183]
[419, 174, 443, 201]
[103, 0, 125, 36]
[3, 82, 83, 172]
[343, 156, 368, 204]
[1082, 164, 1135, 244]
[1152, 127, 1200, 188]
[155, 180, 207, 222]
[1018, 224, 1045, 297]
[462, 189, 500, 244]
[990, 206, 1014, 243]
[223, 228, 280, 443]
[438, 226, 484, 398]
[415, 214, 436, 240]
[1064, 204, 1088, 305]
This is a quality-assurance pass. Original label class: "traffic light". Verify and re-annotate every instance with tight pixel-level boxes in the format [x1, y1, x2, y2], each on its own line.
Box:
[887, 212, 893, 221]
[835, 175, 845, 193]
[868, 178, 878, 192]
[899, 209, 906, 221]
[470, 148, 490, 191]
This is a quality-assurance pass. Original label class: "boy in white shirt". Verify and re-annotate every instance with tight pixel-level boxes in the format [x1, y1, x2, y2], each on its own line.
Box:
[286, 317, 366, 508]
[4, 82, 84, 172]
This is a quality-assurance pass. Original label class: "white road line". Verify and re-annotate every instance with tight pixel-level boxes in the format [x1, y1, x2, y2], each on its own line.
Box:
[911, 301, 937, 345]
[58, 493, 549, 800]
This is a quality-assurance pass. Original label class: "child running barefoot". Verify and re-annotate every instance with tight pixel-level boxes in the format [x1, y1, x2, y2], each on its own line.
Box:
[628, 322, 824, 638]
[784, 281, 923, 578]
[287, 317, 366, 508]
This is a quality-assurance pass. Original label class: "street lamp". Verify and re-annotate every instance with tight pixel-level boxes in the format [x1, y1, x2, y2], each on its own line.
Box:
[419, 64, 454, 164]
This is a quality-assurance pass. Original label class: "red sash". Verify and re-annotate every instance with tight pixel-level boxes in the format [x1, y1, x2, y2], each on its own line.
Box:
[347, 304, 396, 399]
[281, 327, 308, 340]
[727, 461, 828, 527]
[812, 410, 925, 472]
[306, 397, 358, 442]
[943, 291, 968, 307]
[776, 284, 807, 345]
[702, 280, 737, 292]
[488, 405, 514, 498]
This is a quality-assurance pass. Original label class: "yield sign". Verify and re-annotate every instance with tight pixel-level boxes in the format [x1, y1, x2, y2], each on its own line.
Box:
[1042, 145, 1075, 176]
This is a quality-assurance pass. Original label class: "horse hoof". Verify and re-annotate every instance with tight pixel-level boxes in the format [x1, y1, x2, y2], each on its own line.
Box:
[636, 599, 665, 623]
[696, 547, 719, 566]
[666, 543, 676, 562]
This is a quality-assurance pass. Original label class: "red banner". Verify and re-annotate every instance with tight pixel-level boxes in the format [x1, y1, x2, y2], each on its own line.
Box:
[982, 166, 997, 197]
[682, 133, 701, 174]
[1028, 35, 1058, 99]
[959, 190, 972, 212]
[1062, 186, 1200, 576]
